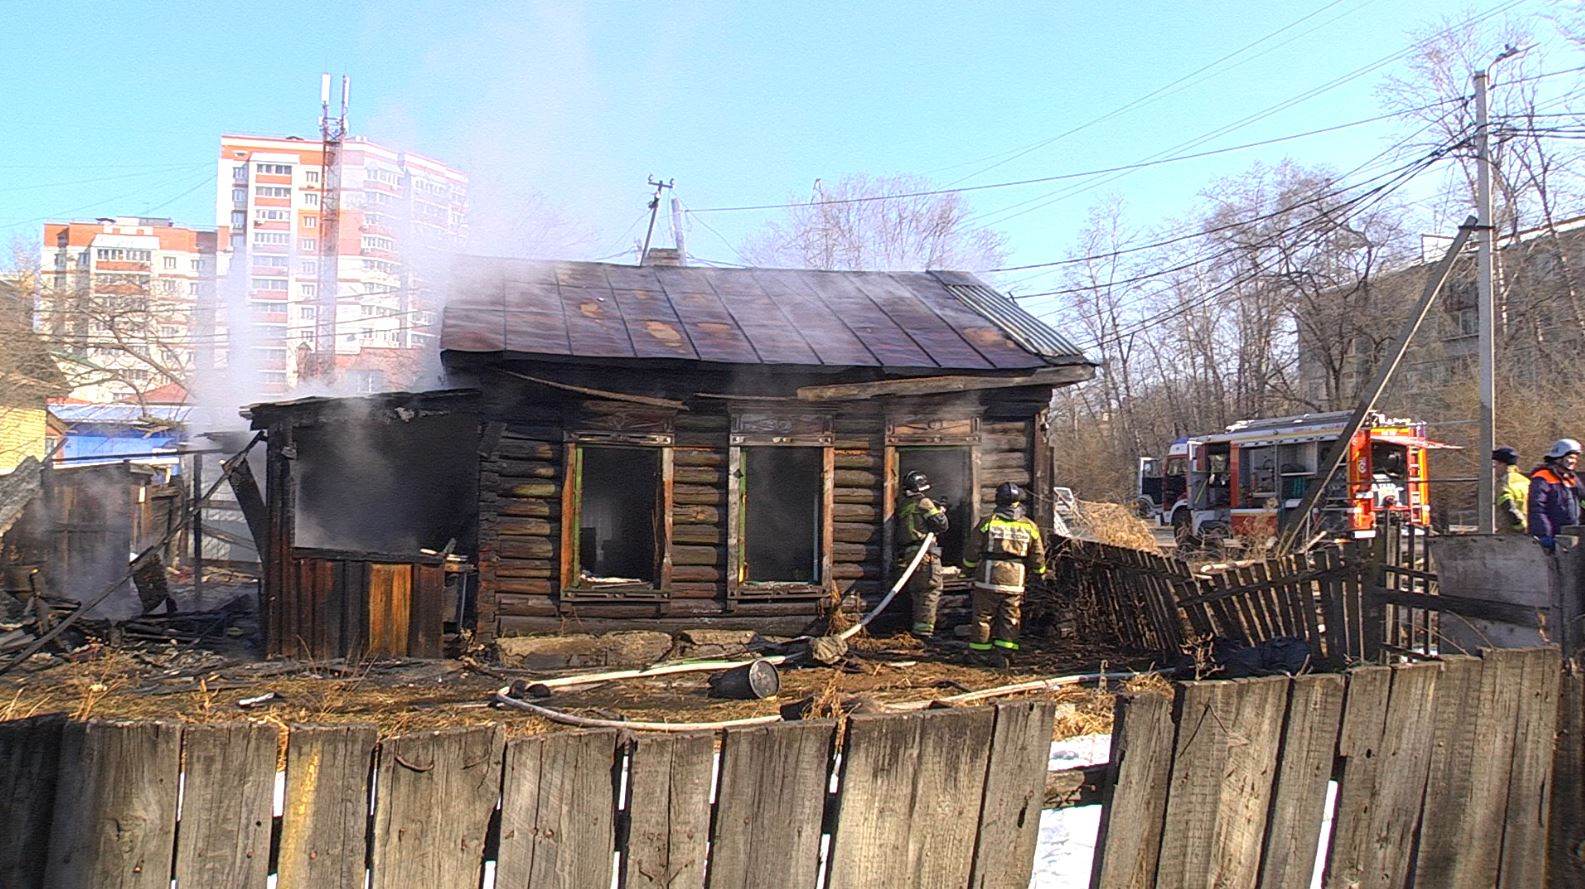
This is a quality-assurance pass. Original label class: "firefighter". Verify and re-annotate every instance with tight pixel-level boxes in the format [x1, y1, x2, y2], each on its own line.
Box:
[963, 482, 1046, 664]
[1529, 438, 1582, 552]
[897, 470, 949, 637]
[1493, 446, 1528, 534]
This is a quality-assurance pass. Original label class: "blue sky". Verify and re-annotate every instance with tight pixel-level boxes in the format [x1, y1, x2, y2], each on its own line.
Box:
[2, 0, 1577, 297]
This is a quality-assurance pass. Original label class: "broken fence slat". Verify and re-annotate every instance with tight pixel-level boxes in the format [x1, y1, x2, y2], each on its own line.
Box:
[496, 728, 620, 889]
[968, 700, 1059, 889]
[43, 719, 182, 889]
[174, 722, 277, 889]
[369, 725, 502, 889]
[276, 723, 378, 889]
[621, 731, 714, 889]
[0, 714, 65, 889]
[708, 720, 835, 889]
[1551, 663, 1585, 886]
[1089, 692, 1176, 889]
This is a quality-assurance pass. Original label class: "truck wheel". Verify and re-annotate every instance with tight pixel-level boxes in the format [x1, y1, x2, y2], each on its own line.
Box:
[1133, 496, 1155, 518]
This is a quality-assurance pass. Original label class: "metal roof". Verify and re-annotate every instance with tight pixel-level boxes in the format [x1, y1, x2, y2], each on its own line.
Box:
[441, 260, 1095, 371]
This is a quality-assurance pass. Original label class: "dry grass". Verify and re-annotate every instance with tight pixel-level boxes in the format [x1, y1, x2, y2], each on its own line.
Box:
[1072, 500, 1161, 553]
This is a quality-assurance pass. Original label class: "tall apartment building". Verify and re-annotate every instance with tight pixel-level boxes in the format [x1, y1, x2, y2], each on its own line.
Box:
[40, 217, 223, 403]
[216, 134, 468, 395]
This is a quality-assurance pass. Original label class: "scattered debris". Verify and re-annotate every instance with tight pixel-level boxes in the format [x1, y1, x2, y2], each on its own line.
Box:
[236, 691, 281, 709]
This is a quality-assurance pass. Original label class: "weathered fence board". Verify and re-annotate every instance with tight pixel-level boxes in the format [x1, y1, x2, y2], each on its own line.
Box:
[1330, 661, 1440, 889]
[276, 723, 378, 889]
[968, 700, 1060, 889]
[0, 714, 64, 889]
[369, 725, 503, 889]
[497, 729, 619, 889]
[622, 731, 714, 889]
[708, 720, 835, 889]
[1256, 673, 1345, 888]
[1552, 664, 1585, 886]
[173, 722, 277, 889]
[1153, 677, 1287, 889]
[828, 707, 995, 888]
[1453, 648, 1530, 887]
[1499, 646, 1561, 889]
[44, 719, 181, 889]
[1411, 656, 1487, 889]
[1090, 692, 1177, 889]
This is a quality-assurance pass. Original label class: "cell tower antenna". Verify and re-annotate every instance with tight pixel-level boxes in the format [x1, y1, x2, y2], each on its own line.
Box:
[310, 73, 350, 382]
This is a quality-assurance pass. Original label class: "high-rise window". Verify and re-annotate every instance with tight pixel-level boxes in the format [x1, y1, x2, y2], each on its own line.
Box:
[300, 238, 317, 252]
[255, 163, 292, 175]
[254, 186, 291, 198]
[305, 170, 321, 184]
[302, 217, 318, 229]
[303, 193, 320, 207]
[162, 256, 176, 270]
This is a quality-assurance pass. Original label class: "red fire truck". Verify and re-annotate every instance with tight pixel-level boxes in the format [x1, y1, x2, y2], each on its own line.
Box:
[1137, 411, 1450, 550]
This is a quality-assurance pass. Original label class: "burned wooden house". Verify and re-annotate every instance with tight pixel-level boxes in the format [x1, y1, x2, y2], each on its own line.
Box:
[246, 261, 1094, 657]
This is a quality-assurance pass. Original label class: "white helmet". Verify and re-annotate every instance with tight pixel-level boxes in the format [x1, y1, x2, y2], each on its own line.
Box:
[1547, 438, 1583, 459]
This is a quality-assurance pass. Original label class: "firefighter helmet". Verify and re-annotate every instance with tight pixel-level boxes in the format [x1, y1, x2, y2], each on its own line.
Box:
[995, 482, 1028, 507]
[902, 470, 931, 495]
[1547, 438, 1583, 460]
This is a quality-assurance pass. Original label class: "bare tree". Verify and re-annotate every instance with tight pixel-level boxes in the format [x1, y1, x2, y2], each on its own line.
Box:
[740, 174, 1009, 271]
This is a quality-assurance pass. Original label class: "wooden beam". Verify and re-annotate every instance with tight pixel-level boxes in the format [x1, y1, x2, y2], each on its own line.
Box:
[501, 370, 687, 410]
[795, 364, 1093, 402]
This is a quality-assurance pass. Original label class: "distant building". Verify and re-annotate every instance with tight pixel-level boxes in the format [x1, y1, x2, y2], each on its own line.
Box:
[1296, 215, 1585, 411]
[39, 217, 222, 404]
[216, 134, 468, 395]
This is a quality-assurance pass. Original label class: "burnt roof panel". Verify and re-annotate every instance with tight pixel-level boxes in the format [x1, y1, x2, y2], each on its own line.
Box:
[445, 258, 1092, 370]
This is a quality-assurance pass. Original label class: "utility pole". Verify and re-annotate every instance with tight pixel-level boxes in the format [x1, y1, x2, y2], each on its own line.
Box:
[313, 73, 349, 382]
[1475, 45, 1519, 535]
[670, 195, 688, 266]
[639, 176, 673, 265]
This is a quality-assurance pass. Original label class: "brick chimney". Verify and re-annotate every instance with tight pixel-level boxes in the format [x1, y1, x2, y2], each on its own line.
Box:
[642, 247, 683, 267]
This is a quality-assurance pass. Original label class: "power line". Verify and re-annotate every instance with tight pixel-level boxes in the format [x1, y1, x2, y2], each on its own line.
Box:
[684, 101, 1458, 216]
[932, 0, 1366, 187]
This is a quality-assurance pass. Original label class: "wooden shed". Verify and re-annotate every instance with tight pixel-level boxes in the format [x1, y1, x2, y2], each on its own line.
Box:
[246, 261, 1095, 657]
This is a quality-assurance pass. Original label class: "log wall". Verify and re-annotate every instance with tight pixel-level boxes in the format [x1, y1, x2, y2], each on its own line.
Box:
[475, 399, 1039, 638]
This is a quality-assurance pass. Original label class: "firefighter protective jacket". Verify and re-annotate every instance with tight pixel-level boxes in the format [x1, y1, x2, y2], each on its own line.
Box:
[1498, 466, 1529, 533]
[898, 495, 949, 554]
[963, 507, 1046, 593]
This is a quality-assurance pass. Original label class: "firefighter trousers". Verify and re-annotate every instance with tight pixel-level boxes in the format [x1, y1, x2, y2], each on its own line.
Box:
[901, 550, 942, 635]
[968, 585, 1022, 652]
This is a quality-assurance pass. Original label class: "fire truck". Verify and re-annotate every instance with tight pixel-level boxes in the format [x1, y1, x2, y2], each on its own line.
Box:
[1136, 411, 1450, 550]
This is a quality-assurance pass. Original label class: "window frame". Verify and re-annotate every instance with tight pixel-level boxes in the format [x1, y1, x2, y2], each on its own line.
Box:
[726, 410, 836, 601]
[558, 406, 677, 601]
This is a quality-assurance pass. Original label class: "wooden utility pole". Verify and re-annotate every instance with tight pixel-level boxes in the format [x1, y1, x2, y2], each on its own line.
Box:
[639, 176, 674, 265]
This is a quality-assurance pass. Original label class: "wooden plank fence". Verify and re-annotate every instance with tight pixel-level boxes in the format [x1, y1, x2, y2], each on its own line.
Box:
[1047, 521, 1496, 667]
[1086, 647, 1565, 889]
[7, 647, 1585, 888]
[0, 699, 1057, 889]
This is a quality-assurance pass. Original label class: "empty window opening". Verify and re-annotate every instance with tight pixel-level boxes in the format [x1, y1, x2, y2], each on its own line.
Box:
[897, 447, 973, 567]
[577, 446, 660, 584]
[742, 447, 822, 584]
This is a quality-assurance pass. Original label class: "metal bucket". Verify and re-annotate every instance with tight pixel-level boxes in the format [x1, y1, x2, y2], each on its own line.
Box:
[708, 658, 781, 699]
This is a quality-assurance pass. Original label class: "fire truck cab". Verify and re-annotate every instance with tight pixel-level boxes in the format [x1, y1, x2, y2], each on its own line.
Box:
[1137, 411, 1447, 550]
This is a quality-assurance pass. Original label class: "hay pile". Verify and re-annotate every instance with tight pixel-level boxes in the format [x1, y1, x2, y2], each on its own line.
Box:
[1069, 500, 1161, 553]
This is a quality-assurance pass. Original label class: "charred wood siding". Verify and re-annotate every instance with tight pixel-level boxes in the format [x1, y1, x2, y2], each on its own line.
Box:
[672, 412, 727, 598]
[978, 420, 1034, 513]
[483, 424, 564, 624]
[832, 414, 884, 599]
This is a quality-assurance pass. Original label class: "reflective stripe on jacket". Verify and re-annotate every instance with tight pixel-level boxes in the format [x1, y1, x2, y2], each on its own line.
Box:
[964, 511, 1046, 593]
